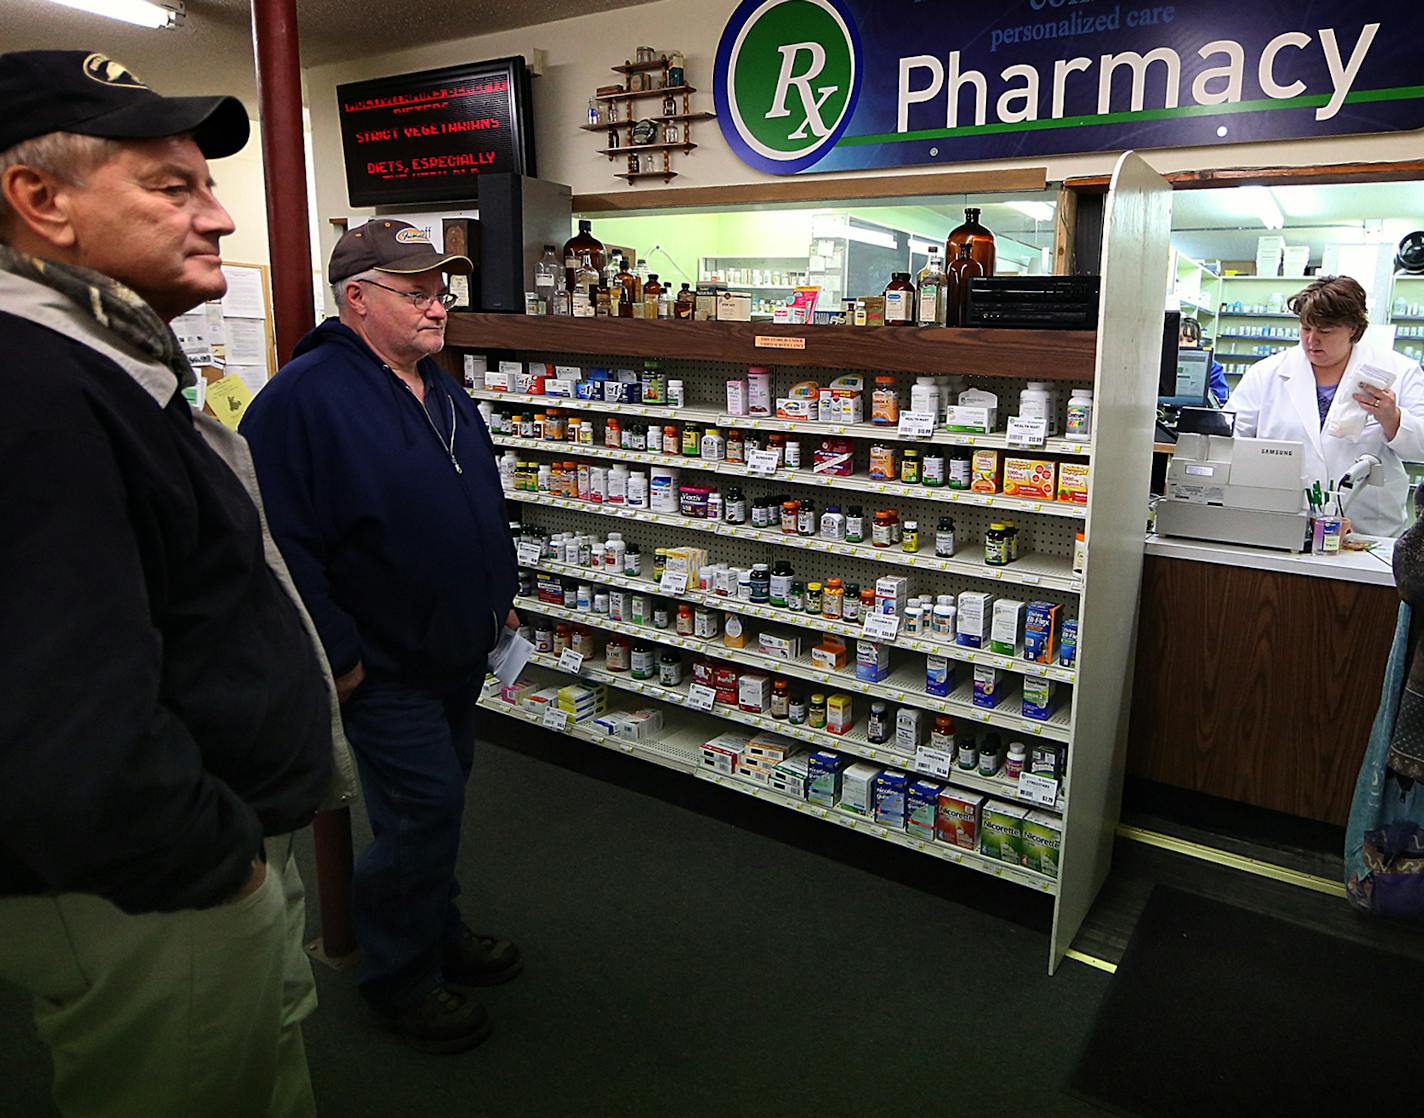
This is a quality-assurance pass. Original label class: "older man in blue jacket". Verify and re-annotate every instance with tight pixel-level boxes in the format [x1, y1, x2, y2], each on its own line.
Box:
[242, 220, 520, 1054]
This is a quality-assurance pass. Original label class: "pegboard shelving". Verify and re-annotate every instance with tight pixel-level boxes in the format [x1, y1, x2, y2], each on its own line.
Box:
[455, 153, 1169, 973]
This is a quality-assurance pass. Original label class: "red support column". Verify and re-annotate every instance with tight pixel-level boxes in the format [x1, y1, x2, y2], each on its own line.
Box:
[251, 0, 358, 962]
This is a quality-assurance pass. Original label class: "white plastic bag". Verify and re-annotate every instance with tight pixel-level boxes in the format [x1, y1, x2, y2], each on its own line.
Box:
[1326, 363, 1397, 439]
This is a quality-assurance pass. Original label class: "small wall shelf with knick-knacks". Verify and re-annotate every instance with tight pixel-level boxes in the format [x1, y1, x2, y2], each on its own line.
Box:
[586, 47, 714, 185]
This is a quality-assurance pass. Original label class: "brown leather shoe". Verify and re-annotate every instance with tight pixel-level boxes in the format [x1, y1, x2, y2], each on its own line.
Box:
[373, 983, 492, 1054]
[442, 925, 523, 986]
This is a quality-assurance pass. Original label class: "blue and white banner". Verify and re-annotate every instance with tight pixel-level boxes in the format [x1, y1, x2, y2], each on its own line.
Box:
[713, 0, 1424, 175]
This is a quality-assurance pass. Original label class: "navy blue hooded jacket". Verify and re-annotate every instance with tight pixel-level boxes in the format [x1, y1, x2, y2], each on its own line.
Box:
[240, 319, 517, 689]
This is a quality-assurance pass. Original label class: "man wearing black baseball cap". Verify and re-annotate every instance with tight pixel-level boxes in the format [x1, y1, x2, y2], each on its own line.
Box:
[241, 220, 522, 1054]
[0, 50, 355, 1116]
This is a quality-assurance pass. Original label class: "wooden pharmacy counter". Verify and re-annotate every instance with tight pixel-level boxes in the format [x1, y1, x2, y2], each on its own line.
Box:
[1127, 534, 1400, 826]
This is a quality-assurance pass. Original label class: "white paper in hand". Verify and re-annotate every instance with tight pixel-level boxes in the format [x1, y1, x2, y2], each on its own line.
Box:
[488, 628, 535, 686]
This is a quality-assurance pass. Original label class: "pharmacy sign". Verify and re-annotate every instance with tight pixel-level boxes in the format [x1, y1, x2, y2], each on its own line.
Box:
[715, 0, 863, 174]
[713, 0, 1424, 175]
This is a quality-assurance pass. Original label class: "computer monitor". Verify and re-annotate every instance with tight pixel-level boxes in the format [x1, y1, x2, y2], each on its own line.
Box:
[1158, 311, 1210, 408]
[1162, 349, 1210, 409]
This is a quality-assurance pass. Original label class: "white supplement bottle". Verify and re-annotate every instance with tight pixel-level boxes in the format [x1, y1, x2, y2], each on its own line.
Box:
[626, 470, 648, 509]
[1018, 380, 1059, 435]
[606, 464, 629, 505]
[1066, 388, 1094, 438]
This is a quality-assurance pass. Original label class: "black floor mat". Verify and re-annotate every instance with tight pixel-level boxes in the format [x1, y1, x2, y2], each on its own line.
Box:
[1070, 884, 1424, 1116]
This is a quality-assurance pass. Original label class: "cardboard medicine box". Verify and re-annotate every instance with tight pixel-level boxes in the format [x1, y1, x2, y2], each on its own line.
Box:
[906, 780, 944, 840]
[840, 762, 883, 816]
[807, 750, 846, 807]
[980, 802, 1030, 865]
[1002, 457, 1057, 500]
[1058, 461, 1089, 504]
[1023, 602, 1060, 665]
[873, 769, 909, 828]
[935, 790, 985, 849]
[1022, 811, 1063, 878]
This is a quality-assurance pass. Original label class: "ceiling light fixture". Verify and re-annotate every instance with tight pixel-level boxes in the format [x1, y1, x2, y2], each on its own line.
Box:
[1240, 185, 1285, 230]
[1004, 200, 1055, 223]
[46, 0, 183, 30]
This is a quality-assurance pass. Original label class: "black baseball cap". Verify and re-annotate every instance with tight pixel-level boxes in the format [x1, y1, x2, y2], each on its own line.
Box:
[0, 50, 249, 158]
[328, 219, 474, 284]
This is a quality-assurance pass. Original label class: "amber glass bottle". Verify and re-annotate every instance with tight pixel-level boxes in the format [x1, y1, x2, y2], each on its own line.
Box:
[946, 243, 985, 327]
[945, 206, 995, 279]
[675, 282, 695, 320]
[562, 219, 605, 293]
[614, 256, 638, 317]
[642, 273, 664, 318]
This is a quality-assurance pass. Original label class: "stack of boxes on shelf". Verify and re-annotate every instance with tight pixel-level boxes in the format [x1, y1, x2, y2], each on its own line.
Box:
[474, 334, 1092, 893]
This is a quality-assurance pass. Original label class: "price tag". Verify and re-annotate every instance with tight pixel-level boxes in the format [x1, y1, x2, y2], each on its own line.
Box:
[659, 570, 688, 595]
[516, 541, 542, 565]
[914, 746, 953, 779]
[687, 683, 716, 712]
[541, 705, 570, 732]
[1017, 772, 1060, 807]
[557, 648, 584, 674]
[746, 449, 780, 474]
[1006, 416, 1048, 448]
[896, 410, 937, 438]
[862, 613, 900, 642]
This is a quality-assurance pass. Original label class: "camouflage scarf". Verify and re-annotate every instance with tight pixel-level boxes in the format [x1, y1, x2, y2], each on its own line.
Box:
[0, 243, 195, 390]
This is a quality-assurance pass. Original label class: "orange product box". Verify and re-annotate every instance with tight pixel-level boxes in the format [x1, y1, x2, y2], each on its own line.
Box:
[1057, 461, 1089, 504]
[970, 449, 1001, 494]
[1002, 457, 1057, 500]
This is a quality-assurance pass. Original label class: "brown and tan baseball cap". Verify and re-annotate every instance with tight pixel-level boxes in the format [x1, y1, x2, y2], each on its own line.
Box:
[328, 219, 473, 284]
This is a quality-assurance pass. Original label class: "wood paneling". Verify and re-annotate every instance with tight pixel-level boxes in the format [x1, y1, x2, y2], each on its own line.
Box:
[1128, 555, 1399, 826]
[1066, 159, 1424, 193]
[445, 313, 1097, 379]
[571, 167, 1049, 213]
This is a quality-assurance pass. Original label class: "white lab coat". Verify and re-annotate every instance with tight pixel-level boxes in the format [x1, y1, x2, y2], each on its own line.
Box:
[1226, 341, 1424, 537]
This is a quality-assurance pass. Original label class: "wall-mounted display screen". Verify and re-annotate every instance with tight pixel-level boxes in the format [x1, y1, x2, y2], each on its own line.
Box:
[336, 56, 535, 207]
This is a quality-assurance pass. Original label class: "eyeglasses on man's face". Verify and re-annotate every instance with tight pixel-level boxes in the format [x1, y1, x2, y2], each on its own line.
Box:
[357, 278, 457, 310]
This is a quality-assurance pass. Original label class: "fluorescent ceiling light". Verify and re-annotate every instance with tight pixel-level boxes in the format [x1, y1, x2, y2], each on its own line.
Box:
[1239, 185, 1284, 230]
[810, 215, 897, 249]
[1005, 200, 1055, 222]
[908, 238, 940, 256]
[47, 0, 181, 29]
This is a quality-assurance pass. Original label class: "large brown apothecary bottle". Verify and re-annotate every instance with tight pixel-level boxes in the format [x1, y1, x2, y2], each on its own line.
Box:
[562, 219, 606, 293]
[946, 243, 985, 326]
[945, 207, 995, 279]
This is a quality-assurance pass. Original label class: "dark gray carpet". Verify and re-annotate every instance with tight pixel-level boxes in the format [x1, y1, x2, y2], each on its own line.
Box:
[1, 721, 1111, 1117]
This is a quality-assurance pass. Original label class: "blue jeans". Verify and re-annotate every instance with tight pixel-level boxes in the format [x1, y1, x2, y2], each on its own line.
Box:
[342, 681, 477, 1010]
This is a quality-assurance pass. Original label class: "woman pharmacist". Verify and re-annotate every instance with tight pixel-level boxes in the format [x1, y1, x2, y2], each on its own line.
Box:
[1226, 275, 1424, 537]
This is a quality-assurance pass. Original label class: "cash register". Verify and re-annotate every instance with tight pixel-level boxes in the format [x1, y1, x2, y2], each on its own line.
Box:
[1156, 432, 1311, 551]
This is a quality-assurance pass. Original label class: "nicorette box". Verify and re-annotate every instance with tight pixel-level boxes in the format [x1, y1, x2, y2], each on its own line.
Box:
[1022, 811, 1063, 878]
[807, 750, 847, 807]
[980, 802, 1030, 865]
[906, 780, 944, 840]
[873, 770, 909, 829]
[935, 790, 985, 849]
[840, 762, 883, 816]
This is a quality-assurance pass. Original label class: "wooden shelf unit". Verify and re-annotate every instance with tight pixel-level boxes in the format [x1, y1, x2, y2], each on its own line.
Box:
[445, 313, 1097, 379]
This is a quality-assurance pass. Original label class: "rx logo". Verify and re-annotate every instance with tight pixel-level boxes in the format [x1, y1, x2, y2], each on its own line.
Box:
[714, 0, 862, 175]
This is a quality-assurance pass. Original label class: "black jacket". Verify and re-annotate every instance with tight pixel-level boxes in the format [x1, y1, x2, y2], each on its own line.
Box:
[240, 320, 518, 689]
[0, 298, 333, 913]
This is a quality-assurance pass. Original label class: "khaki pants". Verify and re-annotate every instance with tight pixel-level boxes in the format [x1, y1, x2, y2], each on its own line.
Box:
[0, 833, 318, 1118]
